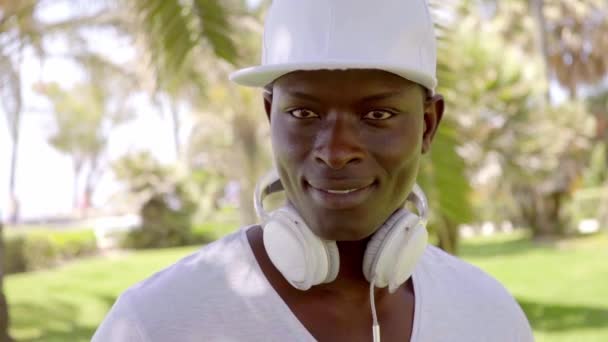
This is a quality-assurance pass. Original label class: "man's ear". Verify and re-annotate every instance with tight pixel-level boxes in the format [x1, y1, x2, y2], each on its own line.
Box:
[422, 94, 445, 154]
[263, 90, 273, 122]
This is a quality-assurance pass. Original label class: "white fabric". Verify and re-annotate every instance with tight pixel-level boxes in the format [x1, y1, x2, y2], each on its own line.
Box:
[92, 227, 534, 342]
[229, 0, 438, 92]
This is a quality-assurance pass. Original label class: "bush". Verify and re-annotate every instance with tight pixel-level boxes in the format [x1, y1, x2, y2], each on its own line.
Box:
[3, 229, 98, 274]
[46, 230, 98, 258]
[113, 152, 230, 249]
[122, 189, 196, 249]
[4, 235, 27, 274]
[22, 234, 58, 271]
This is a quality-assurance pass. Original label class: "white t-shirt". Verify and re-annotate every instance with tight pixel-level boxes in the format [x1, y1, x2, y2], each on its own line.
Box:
[93, 227, 534, 342]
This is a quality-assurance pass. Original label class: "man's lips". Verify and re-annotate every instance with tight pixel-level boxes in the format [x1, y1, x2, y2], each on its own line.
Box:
[304, 179, 376, 209]
[305, 179, 375, 193]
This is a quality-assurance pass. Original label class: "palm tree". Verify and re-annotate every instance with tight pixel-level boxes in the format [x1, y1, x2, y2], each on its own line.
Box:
[0, 0, 35, 224]
[498, 0, 608, 100]
[104, 0, 245, 166]
[37, 78, 133, 215]
[0, 1, 122, 335]
[0, 2, 41, 338]
[493, 0, 608, 235]
[543, 0, 608, 98]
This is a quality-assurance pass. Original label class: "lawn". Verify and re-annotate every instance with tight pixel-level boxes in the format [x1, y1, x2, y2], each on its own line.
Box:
[461, 232, 608, 342]
[5, 231, 608, 341]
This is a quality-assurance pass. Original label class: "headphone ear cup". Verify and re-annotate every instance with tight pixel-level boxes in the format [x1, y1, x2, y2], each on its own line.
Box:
[363, 209, 428, 292]
[324, 241, 340, 283]
[262, 207, 339, 290]
[362, 210, 408, 283]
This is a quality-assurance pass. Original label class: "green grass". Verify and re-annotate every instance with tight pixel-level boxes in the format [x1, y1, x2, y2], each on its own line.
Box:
[5, 231, 608, 341]
[461, 232, 608, 342]
[6, 247, 199, 341]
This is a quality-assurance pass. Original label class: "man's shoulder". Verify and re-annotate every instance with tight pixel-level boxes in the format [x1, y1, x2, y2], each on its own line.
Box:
[419, 244, 516, 304]
[94, 226, 280, 341]
[122, 227, 253, 306]
[416, 245, 534, 340]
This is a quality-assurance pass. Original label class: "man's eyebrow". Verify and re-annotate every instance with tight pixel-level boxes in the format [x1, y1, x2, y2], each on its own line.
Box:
[360, 90, 405, 102]
[282, 90, 322, 103]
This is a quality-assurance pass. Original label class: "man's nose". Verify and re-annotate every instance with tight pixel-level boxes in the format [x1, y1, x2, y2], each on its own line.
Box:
[313, 114, 365, 169]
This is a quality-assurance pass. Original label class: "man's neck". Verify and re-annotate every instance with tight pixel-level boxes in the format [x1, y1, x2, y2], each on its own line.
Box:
[246, 225, 407, 304]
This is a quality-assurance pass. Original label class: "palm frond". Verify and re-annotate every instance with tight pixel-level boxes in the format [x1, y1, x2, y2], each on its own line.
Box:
[428, 1, 473, 224]
[192, 0, 238, 64]
[133, 0, 238, 87]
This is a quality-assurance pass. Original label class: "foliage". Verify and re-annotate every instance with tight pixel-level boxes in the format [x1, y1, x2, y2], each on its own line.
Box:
[36, 74, 133, 211]
[129, 0, 239, 84]
[0, 0, 120, 223]
[492, 0, 608, 98]
[540, 0, 608, 97]
[187, 78, 272, 225]
[121, 190, 197, 249]
[3, 230, 98, 275]
[566, 142, 608, 231]
[113, 152, 220, 249]
[433, 2, 603, 238]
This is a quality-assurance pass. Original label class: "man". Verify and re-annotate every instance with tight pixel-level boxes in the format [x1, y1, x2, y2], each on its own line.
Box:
[93, 0, 534, 341]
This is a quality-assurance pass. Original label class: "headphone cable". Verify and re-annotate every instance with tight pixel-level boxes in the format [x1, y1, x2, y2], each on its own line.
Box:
[370, 279, 381, 342]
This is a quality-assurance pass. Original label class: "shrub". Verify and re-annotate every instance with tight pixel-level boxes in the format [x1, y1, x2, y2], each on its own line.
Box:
[46, 230, 98, 258]
[3, 229, 98, 274]
[4, 235, 27, 274]
[122, 188, 196, 249]
[22, 234, 58, 271]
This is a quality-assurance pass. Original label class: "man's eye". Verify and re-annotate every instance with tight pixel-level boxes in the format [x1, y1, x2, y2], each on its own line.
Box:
[289, 109, 319, 119]
[363, 110, 395, 120]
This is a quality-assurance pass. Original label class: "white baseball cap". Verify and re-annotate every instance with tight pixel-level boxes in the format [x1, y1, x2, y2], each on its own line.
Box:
[229, 0, 438, 92]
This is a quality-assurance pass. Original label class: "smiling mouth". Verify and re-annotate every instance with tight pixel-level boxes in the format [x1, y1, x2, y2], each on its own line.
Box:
[310, 186, 368, 195]
[305, 180, 376, 209]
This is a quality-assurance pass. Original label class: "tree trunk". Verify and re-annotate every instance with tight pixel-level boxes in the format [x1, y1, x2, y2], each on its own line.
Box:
[81, 156, 102, 218]
[169, 98, 181, 160]
[6, 91, 22, 225]
[81, 186, 93, 218]
[5, 58, 24, 226]
[530, 0, 552, 103]
[523, 190, 565, 239]
[73, 162, 81, 211]
[0, 220, 14, 342]
[435, 215, 459, 255]
[567, 82, 578, 100]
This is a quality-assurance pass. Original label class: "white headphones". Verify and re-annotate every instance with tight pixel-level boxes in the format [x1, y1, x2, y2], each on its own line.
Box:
[254, 170, 429, 293]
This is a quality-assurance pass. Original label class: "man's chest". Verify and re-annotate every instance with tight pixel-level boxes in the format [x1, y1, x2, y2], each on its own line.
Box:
[283, 293, 415, 342]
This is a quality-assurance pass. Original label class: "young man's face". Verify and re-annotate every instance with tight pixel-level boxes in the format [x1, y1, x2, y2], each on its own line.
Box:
[264, 69, 443, 241]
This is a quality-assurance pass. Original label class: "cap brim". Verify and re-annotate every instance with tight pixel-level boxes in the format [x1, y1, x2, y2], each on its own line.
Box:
[229, 62, 437, 92]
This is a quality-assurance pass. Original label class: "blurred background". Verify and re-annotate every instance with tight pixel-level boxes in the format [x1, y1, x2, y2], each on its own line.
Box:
[1, 0, 607, 341]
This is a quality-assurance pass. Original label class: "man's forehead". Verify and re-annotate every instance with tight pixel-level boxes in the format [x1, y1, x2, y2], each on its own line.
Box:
[269, 69, 424, 98]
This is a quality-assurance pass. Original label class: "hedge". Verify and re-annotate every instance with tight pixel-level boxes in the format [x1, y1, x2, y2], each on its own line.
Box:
[4, 229, 98, 275]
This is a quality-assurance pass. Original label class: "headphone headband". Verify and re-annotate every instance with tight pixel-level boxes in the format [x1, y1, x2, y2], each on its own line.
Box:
[254, 169, 429, 224]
